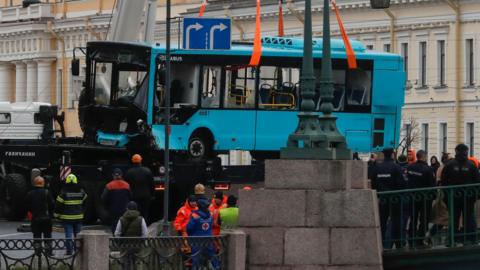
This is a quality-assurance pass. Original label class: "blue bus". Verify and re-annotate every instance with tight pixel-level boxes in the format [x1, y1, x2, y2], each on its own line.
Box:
[81, 36, 405, 160]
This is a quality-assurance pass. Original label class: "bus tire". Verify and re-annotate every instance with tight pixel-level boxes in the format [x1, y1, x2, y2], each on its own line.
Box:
[3, 173, 28, 221]
[188, 136, 212, 160]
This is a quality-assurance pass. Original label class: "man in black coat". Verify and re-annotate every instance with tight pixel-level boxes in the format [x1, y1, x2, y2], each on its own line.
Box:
[125, 154, 154, 223]
[371, 148, 407, 249]
[406, 150, 436, 247]
[26, 176, 55, 254]
[441, 143, 479, 244]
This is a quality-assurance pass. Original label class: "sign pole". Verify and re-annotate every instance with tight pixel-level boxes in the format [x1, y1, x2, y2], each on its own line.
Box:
[162, 0, 171, 236]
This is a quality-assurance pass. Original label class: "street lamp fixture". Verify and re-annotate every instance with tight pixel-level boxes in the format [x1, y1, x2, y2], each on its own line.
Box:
[281, 0, 391, 160]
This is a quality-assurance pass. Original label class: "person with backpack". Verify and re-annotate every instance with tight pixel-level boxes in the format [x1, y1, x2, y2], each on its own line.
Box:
[114, 201, 148, 237]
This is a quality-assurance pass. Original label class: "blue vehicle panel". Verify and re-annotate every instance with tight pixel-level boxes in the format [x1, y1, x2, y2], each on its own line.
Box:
[96, 36, 405, 154]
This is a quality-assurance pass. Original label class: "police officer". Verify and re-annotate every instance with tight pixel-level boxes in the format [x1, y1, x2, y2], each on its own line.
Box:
[406, 150, 436, 247]
[124, 154, 154, 223]
[371, 147, 406, 249]
[54, 174, 88, 255]
[441, 144, 479, 244]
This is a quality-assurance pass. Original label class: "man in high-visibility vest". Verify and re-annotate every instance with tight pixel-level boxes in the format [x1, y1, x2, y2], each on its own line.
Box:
[54, 174, 88, 255]
[219, 195, 239, 230]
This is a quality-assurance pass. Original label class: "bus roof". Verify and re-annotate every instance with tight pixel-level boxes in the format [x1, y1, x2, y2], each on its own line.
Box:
[87, 37, 401, 61]
[152, 36, 401, 61]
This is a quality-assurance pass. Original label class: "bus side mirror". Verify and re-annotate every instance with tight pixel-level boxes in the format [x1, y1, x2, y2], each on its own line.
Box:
[370, 0, 390, 9]
[71, 58, 80, 76]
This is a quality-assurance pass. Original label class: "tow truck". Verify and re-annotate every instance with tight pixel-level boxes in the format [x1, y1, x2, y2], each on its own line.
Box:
[0, 0, 262, 223]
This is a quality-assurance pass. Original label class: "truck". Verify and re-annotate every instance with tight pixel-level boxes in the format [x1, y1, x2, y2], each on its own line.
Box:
[0, 0, 244, 223]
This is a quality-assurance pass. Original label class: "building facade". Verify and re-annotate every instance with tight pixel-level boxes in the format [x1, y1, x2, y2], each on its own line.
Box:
[0, 0, 200, 135]
[191, 0, 480, 159]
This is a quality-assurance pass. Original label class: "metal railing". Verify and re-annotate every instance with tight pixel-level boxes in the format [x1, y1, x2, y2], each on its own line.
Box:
[0, 238, 82, 270]
[109, 236, 228, 270]
[378, 183, 480, 251]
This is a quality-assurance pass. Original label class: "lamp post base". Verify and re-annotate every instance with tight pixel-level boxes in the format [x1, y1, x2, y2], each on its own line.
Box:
[280, 113, 352, 160]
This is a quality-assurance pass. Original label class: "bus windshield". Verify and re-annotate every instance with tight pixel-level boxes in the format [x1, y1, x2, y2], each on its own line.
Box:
[88, 45, 150, 106]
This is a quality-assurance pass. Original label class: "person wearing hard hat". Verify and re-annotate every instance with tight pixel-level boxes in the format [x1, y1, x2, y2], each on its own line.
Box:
[54, 174, 87, 255]
[124, 154, 154, 223]
[26, 176, 55, 254]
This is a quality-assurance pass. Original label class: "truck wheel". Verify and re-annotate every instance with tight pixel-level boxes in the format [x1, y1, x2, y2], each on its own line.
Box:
[3, 174, 28, 221]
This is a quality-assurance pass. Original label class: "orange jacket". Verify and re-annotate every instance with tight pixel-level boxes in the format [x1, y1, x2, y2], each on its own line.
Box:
[209, 202, 225, 236]
[174, 201, 197, 235]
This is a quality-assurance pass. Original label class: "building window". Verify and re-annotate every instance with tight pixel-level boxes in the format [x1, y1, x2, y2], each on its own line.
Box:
[383, 44, 391, 52]
[401, 43, 408, 79]
[437, 40, 446, 86]
[466, 122, 475, 156]
[419, 42, 427, 87]
[466, 39, 475, 86]
[421, 123, 429, 154]
[366, 44, 374, 50]
[439, 123, 447, 155]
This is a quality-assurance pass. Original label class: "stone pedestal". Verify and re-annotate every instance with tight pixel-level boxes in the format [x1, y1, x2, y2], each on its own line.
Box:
[239, 160, 382, 270]
[78, 230, 110, 270]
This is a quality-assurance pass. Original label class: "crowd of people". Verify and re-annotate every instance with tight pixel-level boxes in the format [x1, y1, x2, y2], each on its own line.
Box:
[369, 144, 480, 249]
[24, 152, 240, 260]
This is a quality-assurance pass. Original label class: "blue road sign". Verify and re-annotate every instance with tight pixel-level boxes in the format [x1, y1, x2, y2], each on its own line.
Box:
[183, 17, 231, 50]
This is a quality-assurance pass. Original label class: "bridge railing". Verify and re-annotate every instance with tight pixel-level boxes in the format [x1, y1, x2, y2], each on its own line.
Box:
[0, 238, 81, 270]
[109, 236, 228, 270]
[377, 183, 480, 250]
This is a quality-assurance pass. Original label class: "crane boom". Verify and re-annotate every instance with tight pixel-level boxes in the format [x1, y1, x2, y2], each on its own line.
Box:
[107, 0, 149, 42]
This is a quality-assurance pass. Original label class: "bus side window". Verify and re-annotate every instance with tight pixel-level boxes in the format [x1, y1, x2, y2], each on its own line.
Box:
[346, 69, 371, 107]
[224, 67, 256, 108]
[201, 66, 221, 108]
[315, 69, 346, 112]
[258, 66, 299, 110]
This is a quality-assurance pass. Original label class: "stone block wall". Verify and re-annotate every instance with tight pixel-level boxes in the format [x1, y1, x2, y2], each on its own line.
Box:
[239, 160, 382, 270]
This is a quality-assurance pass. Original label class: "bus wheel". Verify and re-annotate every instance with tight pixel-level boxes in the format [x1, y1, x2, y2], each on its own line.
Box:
[188, 136, 211, 160]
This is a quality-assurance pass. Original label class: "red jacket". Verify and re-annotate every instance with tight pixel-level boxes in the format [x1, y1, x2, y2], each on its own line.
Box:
[209, 202, 225, 236]
[174, 201, 197, 235]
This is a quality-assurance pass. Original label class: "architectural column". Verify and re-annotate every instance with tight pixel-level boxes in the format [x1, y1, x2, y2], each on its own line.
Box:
[13, 61, 27, 102]
[25, 60, 37, 102]
[0, 62, 12, 102]
[37, 58, 55, 103]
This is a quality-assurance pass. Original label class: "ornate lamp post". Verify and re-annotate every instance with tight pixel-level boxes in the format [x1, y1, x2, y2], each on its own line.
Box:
[281, 0, 390, 160]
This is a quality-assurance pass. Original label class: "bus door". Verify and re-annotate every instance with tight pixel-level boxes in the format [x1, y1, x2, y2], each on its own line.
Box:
[255, 66, 300, 151]
[212, 66, 256, 150]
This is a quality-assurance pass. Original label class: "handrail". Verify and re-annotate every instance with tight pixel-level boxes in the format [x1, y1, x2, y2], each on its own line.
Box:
[378, 182, 480, 195]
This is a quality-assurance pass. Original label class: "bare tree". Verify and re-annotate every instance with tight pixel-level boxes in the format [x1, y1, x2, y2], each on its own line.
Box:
[397, 116, 421, 155]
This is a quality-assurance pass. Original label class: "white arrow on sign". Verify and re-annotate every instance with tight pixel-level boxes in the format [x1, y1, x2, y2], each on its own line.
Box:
[185, 22, 203, 49]
[209, 23, 228, 49]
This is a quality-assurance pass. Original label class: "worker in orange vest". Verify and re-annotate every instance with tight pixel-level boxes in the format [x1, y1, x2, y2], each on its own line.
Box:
[468, 156, 479, 169]
[209, 191, 226, 236]
[173, 195, 198, 236]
